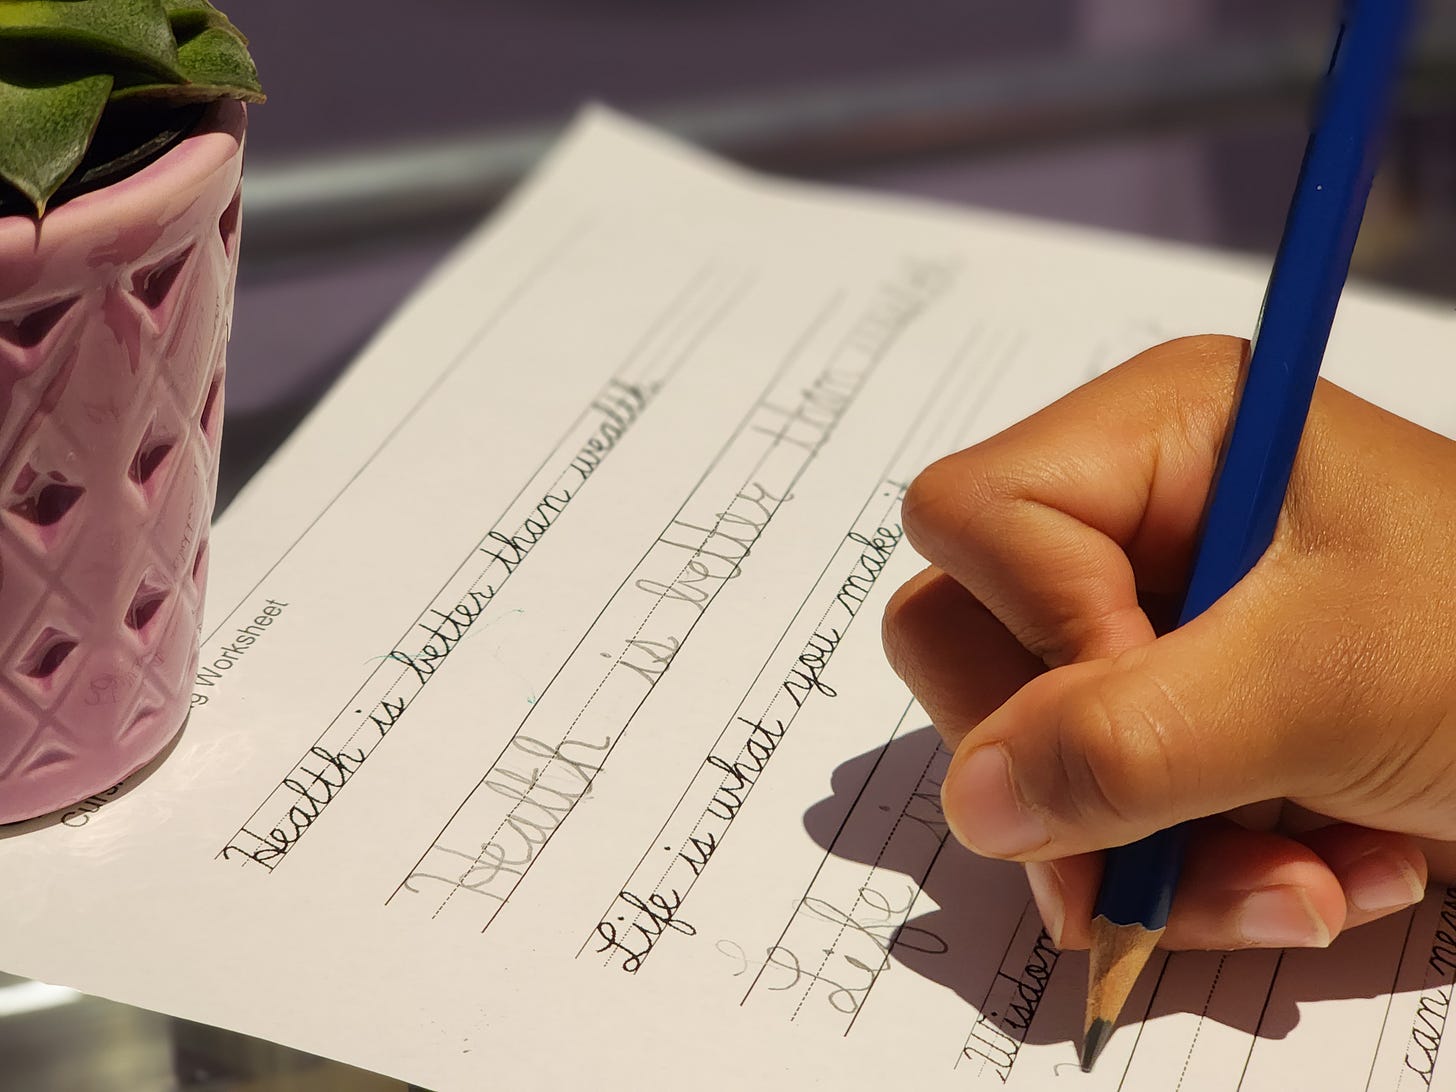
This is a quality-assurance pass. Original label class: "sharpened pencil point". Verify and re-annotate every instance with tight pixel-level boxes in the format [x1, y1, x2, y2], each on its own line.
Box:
[1081, 1018, 1112, 1071]
[1083, 915, 1163, 1073]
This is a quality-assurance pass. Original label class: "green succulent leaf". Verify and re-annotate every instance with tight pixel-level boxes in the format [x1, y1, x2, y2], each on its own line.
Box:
[0, 0, 181, 80]
[0, 0, 261, 218]
[0, 67, 112, 214]
[161, 0, 245, 44]
[113, 24, 262, 103]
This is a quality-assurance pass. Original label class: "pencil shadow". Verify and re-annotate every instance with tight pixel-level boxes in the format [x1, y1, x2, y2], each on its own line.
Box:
[802, 724, 1433, 1052]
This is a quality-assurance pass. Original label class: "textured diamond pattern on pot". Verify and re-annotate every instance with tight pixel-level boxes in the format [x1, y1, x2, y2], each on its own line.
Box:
[128, 422, 176, 493]
[124, 571, 169, 634]
[6, 465, 84, 531]
[0, 104, 244, 823]
[199, 366, 224, 441]
[129, 245, 194, 328]
[0, 297, 79, 363]
[218, 186, 242, 258]
[118, 697, 164, 745]
[17, 626, 79, 684]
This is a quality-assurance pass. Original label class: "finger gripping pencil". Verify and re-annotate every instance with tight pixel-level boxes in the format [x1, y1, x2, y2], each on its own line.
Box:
[1081, 0, 1414, 1071]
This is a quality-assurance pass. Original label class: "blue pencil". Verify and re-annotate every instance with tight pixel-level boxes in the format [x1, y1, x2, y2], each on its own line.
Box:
[1081, 0, 1414, 1071]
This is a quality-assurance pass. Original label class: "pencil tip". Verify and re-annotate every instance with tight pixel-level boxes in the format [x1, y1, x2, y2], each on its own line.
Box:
[1081, 1018, 1112, 1071]
[1083, 916, 1163, 1074]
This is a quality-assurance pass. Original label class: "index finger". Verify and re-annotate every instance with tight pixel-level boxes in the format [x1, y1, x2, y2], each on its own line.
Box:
[899, 334, 1246, 668]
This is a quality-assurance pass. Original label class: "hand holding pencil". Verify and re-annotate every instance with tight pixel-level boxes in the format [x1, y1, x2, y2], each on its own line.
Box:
[882, 333, 1456, 1043]
[883, 0, 1424, 1070]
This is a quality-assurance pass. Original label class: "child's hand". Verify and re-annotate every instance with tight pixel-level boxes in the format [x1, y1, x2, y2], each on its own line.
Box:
[883, 335, 1456, 951]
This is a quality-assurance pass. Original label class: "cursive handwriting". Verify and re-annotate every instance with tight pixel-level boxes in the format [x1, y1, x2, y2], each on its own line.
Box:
[964, 1019, 1019, 1083]
[964, 927, 1060, 1082]
[833, 523, 903, 622]
[720, 940, 876, 1015]
[593, 504, 908, 971]
[594, 717, 784, 971]
[620, 483, 785, 690]
[360, 695, 408, 737]
[221, 745, 367, 868]
[480, 382, 650, 581]
[722, 884, 949, 1021]
[401, 735, 608, 903]
[1405, 985, 1452, 1087]
[388, 591, 491, 685]
[611, 635, 680, 687]
[226, 379, 656, 872]
[677, 831, 719, 877]
[801, 884, 948, 960]
[782, 626, 842, 706]
[479, 491, 571, 579]
[753, 365, 864, 455]
[1406, 886, 1456, 1085]
[704, 717, 786, 822]
[655, 481, 784, 583]
[568, 381, 651, 484]
[901, 760, 949, 844]
[595, 887, 697, 973]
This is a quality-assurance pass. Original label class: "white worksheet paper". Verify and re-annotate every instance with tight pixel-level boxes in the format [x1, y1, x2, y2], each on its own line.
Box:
[3, 110, 1456, 1092]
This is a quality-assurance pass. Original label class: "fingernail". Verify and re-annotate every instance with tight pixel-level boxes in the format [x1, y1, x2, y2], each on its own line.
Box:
[943, 744, 1051, 858]
[1345, 852, 1425, 913]
[1236, 886, 1331, 948]
[1025, 861, 1065, 946]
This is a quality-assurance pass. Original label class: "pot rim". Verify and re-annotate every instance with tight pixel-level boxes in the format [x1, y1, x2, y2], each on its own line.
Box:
[0, 98, 246, 254]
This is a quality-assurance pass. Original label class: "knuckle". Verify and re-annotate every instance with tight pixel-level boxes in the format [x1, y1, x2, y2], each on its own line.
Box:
[899, 460, 950, 534]
[1048, 671, 1186, 832]
[900, 459, 963, 547]
[880, 580, 920, 678]
[1343, 710, 1456, 829]
[1135, 334, 1247, 388]
[900, 453, 1004, 558]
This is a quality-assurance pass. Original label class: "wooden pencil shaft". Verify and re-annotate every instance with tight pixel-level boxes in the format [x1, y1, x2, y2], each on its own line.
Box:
[1083, 915, 1163, 1069]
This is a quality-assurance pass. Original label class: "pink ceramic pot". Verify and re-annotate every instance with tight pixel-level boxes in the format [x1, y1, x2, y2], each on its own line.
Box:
[0, 100, 245, 825]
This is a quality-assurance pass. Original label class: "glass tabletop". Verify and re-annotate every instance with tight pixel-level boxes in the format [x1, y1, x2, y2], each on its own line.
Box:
[0, 972, 413, 1090]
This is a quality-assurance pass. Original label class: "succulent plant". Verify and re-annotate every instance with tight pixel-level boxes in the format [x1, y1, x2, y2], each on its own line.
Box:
[0, 0, 263, 216]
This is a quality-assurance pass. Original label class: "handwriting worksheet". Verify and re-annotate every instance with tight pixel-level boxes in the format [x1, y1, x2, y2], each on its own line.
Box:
[3, 111, 1456, 1092]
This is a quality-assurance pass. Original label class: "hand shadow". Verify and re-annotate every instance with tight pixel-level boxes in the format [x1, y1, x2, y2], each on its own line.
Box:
[801, 723, 1444, 1049]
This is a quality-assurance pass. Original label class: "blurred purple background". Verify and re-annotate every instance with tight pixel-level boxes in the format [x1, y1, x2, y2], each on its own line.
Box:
[221, 0, 1456, 507]
[240, 0, 1336, 155]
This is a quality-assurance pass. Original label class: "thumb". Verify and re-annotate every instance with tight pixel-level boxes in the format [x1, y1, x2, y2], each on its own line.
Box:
[935, 371, 1456, 860]
[899, 333, 1456, 860]
[937, 585, 1401, 860]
